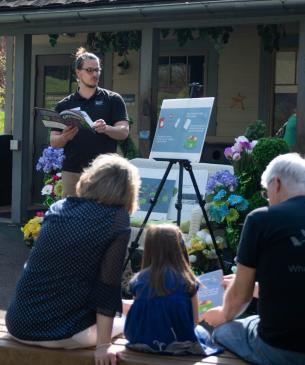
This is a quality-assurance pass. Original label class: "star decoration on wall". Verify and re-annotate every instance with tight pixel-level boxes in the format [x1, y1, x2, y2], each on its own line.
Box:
[231, 93, 246, 110]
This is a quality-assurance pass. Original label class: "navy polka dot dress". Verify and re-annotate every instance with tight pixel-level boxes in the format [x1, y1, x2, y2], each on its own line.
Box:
[6, 197, 130, 341]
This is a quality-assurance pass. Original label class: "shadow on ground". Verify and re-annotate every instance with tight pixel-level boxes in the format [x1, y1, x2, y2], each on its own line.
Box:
[0, 222, 29, 315]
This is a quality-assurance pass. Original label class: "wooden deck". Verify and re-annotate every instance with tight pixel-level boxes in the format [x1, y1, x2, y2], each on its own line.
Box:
[0, 318, 250, 365]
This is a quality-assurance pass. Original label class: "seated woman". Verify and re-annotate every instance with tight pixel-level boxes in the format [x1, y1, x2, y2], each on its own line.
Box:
[5, 154, 140, 365]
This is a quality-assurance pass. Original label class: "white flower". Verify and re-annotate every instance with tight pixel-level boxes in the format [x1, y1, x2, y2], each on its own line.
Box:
[216, 236, 224, 244]
[231, 265, 237, 274]
[235, 135, 249, 143]
[250, 140, 257, 149]
[184, 240, 192, 249]
[41, 184, 53, 195]
[205, 234, 212, 245]
[189, 255, 197, 263]
[56, 172, 62, 177]
[196, 230, 208, 241]
[232, 152, 241, 161]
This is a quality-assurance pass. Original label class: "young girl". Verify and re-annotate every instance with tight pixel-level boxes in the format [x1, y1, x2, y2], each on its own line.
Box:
[123, 224, 223, 356]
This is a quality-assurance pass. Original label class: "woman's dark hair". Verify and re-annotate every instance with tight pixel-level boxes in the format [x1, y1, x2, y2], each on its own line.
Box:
[74, 47, 100, 70]
[142, 224, 198, 297]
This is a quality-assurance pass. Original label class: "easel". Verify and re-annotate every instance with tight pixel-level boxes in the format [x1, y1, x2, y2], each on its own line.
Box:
[124, 84, 225, 272]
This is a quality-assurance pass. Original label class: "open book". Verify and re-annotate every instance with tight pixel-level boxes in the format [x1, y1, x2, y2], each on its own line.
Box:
[197, 269, 224, 316]
[35, 107, 95, 132]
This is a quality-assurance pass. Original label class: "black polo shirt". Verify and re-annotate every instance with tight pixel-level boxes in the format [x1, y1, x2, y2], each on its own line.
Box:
[237, 196, 305, 353]
[54, 87, 128, 173]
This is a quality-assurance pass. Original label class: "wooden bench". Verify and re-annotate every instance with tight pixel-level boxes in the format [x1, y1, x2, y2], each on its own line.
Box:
[0, 318, 250, 365]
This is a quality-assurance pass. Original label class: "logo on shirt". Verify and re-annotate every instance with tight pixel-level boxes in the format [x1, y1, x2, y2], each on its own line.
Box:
[95, 100, 104, 106]
[290, 229, 305, 247]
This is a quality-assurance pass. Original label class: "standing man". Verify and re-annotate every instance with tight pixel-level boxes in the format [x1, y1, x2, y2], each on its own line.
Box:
[50, 47, 129, 197]
[203, 153, 305, 365]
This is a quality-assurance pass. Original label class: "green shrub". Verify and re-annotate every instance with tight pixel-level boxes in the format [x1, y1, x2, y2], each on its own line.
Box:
[0, 111, 4, 133]
[245, 120, 266, 141]
[252, 137, 290, 177]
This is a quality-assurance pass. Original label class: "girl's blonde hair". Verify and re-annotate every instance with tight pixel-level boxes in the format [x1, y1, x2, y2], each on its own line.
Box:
[76, 154, 140, 214]
[142, 224, 198, 296]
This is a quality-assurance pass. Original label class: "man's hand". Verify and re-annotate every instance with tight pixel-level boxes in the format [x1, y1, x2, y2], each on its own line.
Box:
[62, 125, 79, 141]
[50, 126, 78, 148]
[202, 306, 227, 327]
[93, 119, 107, 134]
[95, 343, 119, 365]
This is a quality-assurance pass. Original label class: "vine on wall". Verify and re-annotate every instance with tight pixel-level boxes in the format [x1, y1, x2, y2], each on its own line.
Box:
[161, 27, 234, 51]
[86, 31, 142, 56]
[257, 24, 286, 52]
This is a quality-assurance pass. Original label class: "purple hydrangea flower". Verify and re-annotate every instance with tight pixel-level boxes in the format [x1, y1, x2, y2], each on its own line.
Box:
[224, 147, 233, 159]
[36, 147, 65, 174]
[206, 170, 237, 195]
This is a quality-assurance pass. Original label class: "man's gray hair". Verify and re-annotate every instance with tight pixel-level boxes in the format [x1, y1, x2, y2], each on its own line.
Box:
[261, 153, 305, 193]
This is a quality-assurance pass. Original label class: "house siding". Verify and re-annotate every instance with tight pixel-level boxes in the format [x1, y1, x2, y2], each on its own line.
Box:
[216, 25, 260, 139]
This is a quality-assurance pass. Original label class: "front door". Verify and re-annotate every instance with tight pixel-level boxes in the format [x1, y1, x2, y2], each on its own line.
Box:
[33, 55, 78, 203]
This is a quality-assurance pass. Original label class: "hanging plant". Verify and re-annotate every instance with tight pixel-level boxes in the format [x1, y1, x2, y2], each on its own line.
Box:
[161, 27, 234, 51]
[87, 31, 142, 57]
[48, 34, 59, 47]
[257, 24, 286, 52]
[118, 58, 130, 69]
[48, 33, 75, 47]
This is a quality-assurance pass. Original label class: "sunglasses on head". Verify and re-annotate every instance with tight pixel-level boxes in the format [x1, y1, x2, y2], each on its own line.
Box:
[80, 67, 102, 74]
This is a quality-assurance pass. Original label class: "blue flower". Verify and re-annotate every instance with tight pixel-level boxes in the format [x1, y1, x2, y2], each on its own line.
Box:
[36, 147, 65, 173]
[227, 194, 243, 206]
[206, 170, 237, 195]
[236, 198, 249, 211]
[213, 189, 226, 202]
[208, 203, 229, 223]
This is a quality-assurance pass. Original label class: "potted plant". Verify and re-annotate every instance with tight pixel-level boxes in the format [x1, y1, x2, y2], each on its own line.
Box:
[117, 57, 130, 74]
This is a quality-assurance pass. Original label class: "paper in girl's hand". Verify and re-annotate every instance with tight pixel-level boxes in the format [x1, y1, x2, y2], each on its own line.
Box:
[197, 270, 224, 316]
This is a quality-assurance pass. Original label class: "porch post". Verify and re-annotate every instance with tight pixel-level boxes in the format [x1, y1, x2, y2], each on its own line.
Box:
[4, 36, 14, 135]
[297, 21, 305, 155]
[11, 34, 32, 223]
[138, 28, 159, 157]
[258, 44, 273, 133]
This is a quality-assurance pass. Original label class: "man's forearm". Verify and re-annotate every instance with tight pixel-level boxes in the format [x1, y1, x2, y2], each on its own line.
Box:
[222, 282, 252, 321]
[104, 124, 129, 140]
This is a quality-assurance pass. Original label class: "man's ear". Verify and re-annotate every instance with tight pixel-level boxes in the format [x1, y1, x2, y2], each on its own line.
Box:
[274, 177, 281, 193]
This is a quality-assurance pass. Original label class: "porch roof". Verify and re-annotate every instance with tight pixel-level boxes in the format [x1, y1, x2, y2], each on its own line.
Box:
[0, 0, 304, 36]
[1, 0, 305, 21]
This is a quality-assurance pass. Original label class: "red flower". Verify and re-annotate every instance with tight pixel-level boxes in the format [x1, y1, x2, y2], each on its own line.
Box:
[36, 211, 45, 217]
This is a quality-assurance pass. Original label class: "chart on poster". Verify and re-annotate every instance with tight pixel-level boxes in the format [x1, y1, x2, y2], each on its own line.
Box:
[150, 97, 214, 162]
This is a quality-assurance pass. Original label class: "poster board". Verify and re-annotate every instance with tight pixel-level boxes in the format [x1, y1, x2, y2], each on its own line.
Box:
[167, 167, 208, 222]
[150, 97, 214, 162]
[132, 167, 178, 221]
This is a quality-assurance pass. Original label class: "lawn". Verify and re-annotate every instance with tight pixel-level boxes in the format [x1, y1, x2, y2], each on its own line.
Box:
[0, 111, 4, 134]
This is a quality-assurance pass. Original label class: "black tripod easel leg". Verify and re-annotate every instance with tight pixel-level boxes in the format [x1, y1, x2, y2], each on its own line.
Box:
[183, 160, 225, 272]
[123, 160, 176, 271]
[175, 162, 184, 227]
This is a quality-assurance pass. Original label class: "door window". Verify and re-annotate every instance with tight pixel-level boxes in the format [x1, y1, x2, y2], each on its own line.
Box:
[43, 65, 77, 109]
[158, 54, 205, 111]
[273, 50, 298, 134]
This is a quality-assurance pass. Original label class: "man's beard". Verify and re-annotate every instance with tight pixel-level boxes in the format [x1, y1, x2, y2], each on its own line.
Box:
[83, 80, 98, 89]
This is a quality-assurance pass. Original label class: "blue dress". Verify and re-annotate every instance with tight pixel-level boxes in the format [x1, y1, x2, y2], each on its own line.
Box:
[124, 269, 223, 356]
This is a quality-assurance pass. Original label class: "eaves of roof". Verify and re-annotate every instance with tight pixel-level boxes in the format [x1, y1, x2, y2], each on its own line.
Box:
[1, 1, 305, 27]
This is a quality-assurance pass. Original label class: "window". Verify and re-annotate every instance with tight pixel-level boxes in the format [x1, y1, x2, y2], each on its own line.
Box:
[157, 54, 205, 111]
[273, 50, 298, 134]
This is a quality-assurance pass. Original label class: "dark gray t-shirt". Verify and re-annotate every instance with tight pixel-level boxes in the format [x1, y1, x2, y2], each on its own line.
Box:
[237, 196, 305, 353]
[55, 87, 128, 172]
